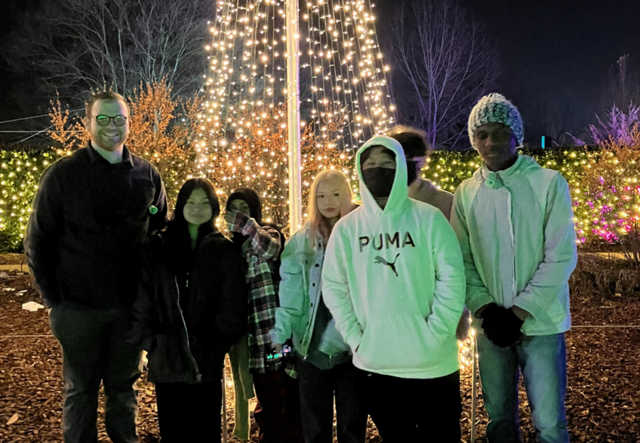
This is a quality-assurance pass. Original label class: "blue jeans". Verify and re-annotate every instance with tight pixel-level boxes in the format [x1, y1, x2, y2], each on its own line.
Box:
[50, 305, 142, 443]
[477, 333, 569, 443]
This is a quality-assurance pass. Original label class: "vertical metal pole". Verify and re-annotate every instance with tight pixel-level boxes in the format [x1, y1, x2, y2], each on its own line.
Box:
[471, 332, 478, 443]
[222, 370, 228, 443]
[286, 0, 302, 232]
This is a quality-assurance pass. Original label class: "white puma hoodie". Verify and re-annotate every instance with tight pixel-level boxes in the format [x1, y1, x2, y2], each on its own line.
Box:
[321, 136, 466, 379]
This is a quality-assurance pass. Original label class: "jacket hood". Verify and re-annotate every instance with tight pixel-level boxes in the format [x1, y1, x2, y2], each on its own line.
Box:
[356, 135, 408, 215]
[475, 154, 541, 185]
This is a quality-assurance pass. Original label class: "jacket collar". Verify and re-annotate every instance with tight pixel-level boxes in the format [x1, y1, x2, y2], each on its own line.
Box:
[86, 143, 134, 168]
[479, 154, 529, 189]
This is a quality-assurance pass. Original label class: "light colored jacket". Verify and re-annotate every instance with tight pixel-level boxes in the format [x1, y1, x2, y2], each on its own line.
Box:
[451, 155, 578, 336]
[322, 136, 466, 380]
[270, 224, 350, 357]
[409, 179, 453, 220]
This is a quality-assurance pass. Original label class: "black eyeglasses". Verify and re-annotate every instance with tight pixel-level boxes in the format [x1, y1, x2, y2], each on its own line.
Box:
[95, 115, 128, 127]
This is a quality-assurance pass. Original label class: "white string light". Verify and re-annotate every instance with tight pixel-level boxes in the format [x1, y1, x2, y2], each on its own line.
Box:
[193, 0, 395, 226]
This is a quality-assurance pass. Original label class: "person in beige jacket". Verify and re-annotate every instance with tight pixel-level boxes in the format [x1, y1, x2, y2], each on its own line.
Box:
[389, 125, 470, 340]
[389, 126, 453, 219]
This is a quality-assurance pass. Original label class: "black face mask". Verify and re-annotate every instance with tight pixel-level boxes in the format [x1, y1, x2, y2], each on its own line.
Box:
[362, 167, 396, 198]
[406, 160, 418, 186]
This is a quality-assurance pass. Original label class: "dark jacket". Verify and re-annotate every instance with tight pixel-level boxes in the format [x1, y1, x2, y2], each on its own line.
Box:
[24, 146, 168, 309]
[129, 231, 248, 384]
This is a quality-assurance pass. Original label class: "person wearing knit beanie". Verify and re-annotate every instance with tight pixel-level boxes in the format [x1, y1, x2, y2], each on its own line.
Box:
[468, 93, 524, 172]
[468, 93, 524, 147]
[451, 94, 576, 443]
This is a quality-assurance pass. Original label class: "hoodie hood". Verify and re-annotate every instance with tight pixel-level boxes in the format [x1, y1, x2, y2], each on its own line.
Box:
[356, 135, 408, 216]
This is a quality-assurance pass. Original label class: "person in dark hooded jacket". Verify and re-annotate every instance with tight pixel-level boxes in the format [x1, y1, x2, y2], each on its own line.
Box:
[225, 188, 304, 443]
[129, 178, 247, 443]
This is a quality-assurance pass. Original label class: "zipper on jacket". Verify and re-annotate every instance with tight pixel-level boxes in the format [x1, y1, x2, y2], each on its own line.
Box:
[301, 237, 324, 358]
[174, 278, 200, 379]
[505, 188, 517, 306]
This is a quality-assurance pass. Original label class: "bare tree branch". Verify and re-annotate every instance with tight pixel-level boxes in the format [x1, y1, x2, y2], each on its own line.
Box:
[388, 0, 500, 150]
[5, 0, 214, 106]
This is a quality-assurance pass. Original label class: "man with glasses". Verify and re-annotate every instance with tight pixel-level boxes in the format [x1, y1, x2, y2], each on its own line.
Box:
[25, 90, 167, 443]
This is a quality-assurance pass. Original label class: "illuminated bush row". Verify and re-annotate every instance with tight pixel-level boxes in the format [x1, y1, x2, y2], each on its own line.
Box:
[0, 146, 609, 253]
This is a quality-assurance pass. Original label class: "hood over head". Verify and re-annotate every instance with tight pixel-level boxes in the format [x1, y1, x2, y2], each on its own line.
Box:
[356, 135, 408, 215]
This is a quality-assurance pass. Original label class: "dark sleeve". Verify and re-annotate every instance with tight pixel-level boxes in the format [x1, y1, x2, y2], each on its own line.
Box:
[149, 167, 168, 234]
[128, 240, 158, 351]
[23, 164, 63, 308]
[212, 242, 248, 347]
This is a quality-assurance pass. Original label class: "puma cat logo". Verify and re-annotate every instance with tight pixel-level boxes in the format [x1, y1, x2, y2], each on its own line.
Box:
[375, 253, 400, 277]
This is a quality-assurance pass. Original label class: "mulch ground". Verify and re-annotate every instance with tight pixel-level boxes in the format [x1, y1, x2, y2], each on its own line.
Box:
[0, 268, 638, 443]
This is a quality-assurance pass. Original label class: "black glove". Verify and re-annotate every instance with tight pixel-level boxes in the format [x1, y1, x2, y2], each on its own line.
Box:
[479, 303, 507, 334]
[484, 308, 524, 348]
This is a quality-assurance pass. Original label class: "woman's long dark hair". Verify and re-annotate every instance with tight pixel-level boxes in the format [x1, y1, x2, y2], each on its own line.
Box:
[164, 178, 220, 271]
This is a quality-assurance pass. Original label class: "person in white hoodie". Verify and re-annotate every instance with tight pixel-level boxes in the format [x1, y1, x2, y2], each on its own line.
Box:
[451, 93, 577, 443]
[321, 135, 466, 442]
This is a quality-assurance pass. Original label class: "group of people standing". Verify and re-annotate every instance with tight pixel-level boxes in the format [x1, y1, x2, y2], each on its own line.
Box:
[25, 90, 577, 443]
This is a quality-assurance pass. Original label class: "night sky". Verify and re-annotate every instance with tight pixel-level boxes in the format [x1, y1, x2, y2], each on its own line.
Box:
[377, 0, 640, 144]
[1, 0, 640, 146]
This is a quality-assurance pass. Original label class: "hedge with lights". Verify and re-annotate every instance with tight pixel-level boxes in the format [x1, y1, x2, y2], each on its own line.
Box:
[0, 150, 60, 252]
[0, 145, 605, 253]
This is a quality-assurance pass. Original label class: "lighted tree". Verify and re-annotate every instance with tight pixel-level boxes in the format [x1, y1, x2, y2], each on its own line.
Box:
[589, 103, 640, 146]
[197, 103, 355, 227]
[574, 126, 640, 265]
[196, 0, 395, 230]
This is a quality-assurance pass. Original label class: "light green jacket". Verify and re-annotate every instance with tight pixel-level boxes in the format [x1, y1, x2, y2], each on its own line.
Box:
[451, 155, 578, 336]
[270, 225, 350, 357]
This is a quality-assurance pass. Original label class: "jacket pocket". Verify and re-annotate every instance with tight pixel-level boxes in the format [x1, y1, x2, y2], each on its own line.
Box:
[317, 318, 350, 356]
[129, 181, 156, 219]
[356, 314, 439, 371]
[147, 333, 198, 382]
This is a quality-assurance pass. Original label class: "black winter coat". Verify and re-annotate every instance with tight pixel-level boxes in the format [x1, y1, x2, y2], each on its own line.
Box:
[129, 231, 247, 384]
[24, 146, 167, 309]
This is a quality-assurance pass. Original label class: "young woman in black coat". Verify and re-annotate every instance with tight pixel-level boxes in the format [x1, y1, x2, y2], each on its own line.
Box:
[129, 178, 247, 442]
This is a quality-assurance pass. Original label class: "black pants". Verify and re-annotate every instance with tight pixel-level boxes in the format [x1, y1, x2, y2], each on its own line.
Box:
[297, 358, 367, 443]
[253, 368, 305, 443]
[155, 380, 222, 443]
[356, 369, 462, 443]
[49, 305, 141, 443]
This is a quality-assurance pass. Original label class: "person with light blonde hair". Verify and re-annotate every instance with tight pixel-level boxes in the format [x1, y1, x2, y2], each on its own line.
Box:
[270, 170, 366, 443]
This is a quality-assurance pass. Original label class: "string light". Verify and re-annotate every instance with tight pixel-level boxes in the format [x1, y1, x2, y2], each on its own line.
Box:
[194, 0, 396, 227]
